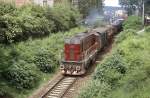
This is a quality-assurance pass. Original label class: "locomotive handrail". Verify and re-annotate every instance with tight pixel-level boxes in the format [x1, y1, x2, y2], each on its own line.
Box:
[61, 60, 83, 63]
[83, 42, 98, 59]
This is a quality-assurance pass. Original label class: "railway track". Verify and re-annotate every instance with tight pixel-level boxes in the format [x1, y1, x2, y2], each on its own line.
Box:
[42, 76, 77, 98]
[28, 38, 114, 98]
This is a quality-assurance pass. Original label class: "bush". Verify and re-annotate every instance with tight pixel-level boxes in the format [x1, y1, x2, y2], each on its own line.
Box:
[0, 89, 12, 98]
[145, 26, 150, 32]
[3, 60, 39, 89]
[0, 14, 23, 43]
[115, 29, 137, 44]
[0, 46, 13, 73]
[21, 15, 53, 39]
[116, 34, 148, 69]
[0, 81, 13, 98]
[0, 27, 85, 98]
[123, 16, 142, 30]
[93, 52, 126, 83]
[44, 6, 81, 32]
[78, 80, 111, 98]
[78, 15, 150, 98]
[0, 3, 15, 15]
[0, 3, 17, 43]
[34, 49, 56, 73]
[0, 3, 81, 44]
[18, 5, 54, 39]
[0, 5, 54, 43]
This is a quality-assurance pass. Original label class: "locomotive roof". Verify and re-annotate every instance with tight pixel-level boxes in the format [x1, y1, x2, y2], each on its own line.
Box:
[93, 26, 110, 33]
[65, 26, 111, 44]
[65, 31, 93, 44]
[111, 19, 124, 26]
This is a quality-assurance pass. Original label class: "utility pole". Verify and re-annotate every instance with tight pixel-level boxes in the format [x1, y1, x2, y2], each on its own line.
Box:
[142, 0, 145, 26]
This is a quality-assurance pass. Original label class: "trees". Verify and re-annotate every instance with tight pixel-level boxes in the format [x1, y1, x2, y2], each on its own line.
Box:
[119, 0, 142, 15]
[145, 0, 150, 14]
[119, 0, 150, 15]
[54, 0, 104, 18]
[0, 3, 81, 44]
[77, 0, 103, 17]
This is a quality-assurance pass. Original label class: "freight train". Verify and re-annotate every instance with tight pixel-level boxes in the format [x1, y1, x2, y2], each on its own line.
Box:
[60, 19, 124, 75]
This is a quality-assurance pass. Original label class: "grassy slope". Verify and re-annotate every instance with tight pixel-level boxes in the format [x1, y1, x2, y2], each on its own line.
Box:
[109, 31, 150, 98]
[0, 27, 86, 98]
[77, 27, 150, 98]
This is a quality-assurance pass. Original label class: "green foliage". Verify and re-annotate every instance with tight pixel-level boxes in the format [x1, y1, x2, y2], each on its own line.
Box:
[3, 60, 39, 89]
[145, 0, 150, 13]
[0, 86, 12, 98]
[78, 0, 103, 17]
[0, 3, 81, 44]
[0, 46, 14, 73]
[78, 80, 111, 98]
[17, 5, 54, 40]
[34, 50, 56, 73]
[0, 88, 7, 97]
[0, 2, 82, 98]
[78, 20, 150, 98]
[93, 51, 126, 86]
[123, 16, 142, 30]
[0, 27, 85, 98]
[0, 14, 23, 43]
[109, 66, 150, 98]
[145, 26, 150, 32]
[115, 29, 137, 44]
[44, 6, 80, 32]
[21, 15, 52, 39]
[0, 2, 15, 15]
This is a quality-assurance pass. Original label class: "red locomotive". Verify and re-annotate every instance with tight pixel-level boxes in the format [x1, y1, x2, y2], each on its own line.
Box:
[60, 19, 124, 75]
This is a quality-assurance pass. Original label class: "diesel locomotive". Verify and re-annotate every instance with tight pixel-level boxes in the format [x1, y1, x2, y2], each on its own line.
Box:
[60, 19, 124, 75]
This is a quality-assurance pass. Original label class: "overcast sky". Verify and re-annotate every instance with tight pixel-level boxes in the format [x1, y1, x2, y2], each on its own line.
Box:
[104, 0, 120, 7]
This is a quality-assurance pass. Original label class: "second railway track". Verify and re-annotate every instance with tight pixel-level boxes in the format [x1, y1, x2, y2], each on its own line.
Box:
[42, 76, 77, 98]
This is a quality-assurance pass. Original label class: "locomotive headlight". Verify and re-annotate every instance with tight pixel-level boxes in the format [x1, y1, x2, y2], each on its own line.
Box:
[76, 66, 81, 71]
[60, 65, 65, 69]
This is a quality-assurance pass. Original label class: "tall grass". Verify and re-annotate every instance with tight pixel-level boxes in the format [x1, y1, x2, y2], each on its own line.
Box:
[77, 16, 150, 98]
